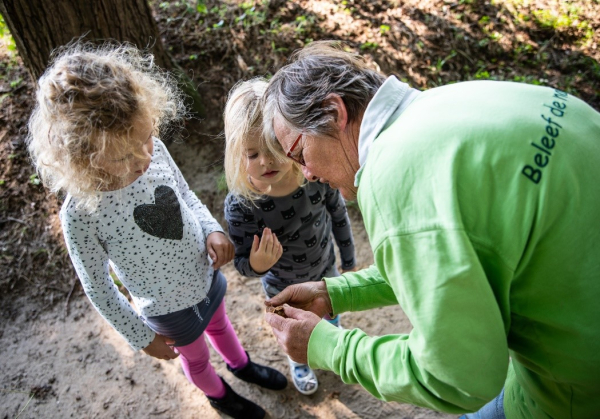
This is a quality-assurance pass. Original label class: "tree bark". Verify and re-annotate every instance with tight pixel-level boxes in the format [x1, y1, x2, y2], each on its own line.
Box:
[0, 0, 204, 116]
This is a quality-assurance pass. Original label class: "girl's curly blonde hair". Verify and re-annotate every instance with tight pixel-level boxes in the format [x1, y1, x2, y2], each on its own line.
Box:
[27, 41, 186, 211]
[223, 78, 304, 203]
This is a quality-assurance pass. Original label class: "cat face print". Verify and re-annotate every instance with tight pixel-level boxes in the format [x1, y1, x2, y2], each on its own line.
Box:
[328, 203, 340, 213]
[260, 200, 276, 212]
[293, 253, 307, 263]
[342, 258, 354, 269]
[334, 219, 347, 228]
[301, 212, 313, 224]
[309, 191, 322, 205]
[281, 206, 296, 220]
[231, 234, 244, 245]
[310, 257, 322, 267]
[272, 226, 285, 236]
[304, 235, 317, 248]
[320, 237, 329, 249]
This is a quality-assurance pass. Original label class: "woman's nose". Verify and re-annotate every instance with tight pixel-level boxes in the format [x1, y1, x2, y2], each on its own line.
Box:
[301, 165, 318, 182]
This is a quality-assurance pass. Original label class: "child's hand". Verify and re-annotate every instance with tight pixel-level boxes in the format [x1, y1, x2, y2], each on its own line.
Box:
[143, 333, 179, 360]
[249, 227, 283, 274]
[206, 232, 234, 270]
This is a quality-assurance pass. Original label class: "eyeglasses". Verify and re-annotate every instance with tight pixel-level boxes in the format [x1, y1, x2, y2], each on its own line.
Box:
[286, 132, 305, 166]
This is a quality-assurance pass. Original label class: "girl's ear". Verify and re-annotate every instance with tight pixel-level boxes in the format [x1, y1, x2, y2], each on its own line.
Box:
[322, 93, 348, 132]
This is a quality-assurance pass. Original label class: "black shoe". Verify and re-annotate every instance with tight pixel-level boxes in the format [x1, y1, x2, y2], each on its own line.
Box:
[206, 377, 266, 419]
[227, 351, 288, 390]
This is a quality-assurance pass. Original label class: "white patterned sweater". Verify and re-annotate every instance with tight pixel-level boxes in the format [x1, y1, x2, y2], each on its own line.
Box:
[60, 138, 223, 351]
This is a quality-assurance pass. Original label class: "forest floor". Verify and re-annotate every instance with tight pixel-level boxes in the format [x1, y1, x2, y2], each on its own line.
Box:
[1, 0, 598, 418]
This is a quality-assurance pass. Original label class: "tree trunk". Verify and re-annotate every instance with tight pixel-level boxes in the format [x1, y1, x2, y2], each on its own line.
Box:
[0, 0, 204, 116]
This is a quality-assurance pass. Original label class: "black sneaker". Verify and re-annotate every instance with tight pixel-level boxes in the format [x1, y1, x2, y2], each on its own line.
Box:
[206, 377, 265, 419]
[227, 351, 288, 390]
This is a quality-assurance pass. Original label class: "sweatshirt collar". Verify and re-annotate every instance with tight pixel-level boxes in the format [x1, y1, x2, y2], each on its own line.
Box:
[355, 76, 420, 186]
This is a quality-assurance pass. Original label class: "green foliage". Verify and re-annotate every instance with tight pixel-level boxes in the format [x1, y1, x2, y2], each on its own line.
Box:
[360, 42, 379, 51]
[0, 13, 17, 54]
[216, 171, 228, 193]
[109, 271, 123, 287]
[28, 174, 41, 186]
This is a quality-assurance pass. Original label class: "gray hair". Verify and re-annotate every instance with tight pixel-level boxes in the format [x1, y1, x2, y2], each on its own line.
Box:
[263, 40, 386, 148]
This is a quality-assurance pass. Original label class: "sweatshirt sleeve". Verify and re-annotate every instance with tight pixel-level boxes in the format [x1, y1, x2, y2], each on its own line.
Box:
[325, 264, 398, 313]
[308, 229, 509, 413]
[60, 202, 155, 351]
[325, 187, 356, 270]
[223, 193, 262, 277]
[158, 139, 223, 237]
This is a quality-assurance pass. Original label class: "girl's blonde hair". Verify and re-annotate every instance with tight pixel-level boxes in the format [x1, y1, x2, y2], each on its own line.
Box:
[27, 41, 186, 211]
[224, 78, 304, 203]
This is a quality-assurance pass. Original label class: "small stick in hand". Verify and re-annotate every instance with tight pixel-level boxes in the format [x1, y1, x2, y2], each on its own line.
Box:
[266, 305, 288, 318]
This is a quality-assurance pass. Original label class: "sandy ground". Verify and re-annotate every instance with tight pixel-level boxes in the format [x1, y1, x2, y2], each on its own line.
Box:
[0, 141, 456, 419]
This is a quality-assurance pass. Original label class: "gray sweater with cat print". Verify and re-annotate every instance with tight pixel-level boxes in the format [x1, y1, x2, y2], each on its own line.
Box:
[224, 182, 356, 289]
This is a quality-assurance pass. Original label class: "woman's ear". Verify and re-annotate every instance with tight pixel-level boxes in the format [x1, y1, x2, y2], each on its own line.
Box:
[322, 93, 348, 131]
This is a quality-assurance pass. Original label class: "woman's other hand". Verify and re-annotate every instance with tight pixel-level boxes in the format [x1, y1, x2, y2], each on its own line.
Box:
[265, 281, 332, 318]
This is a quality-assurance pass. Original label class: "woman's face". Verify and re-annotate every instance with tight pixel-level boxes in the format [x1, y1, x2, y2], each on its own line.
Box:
[273, 114, 360, 200]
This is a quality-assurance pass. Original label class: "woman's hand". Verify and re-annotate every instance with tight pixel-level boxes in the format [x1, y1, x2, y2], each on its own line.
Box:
[142, 333, 179, 360]
[265, 281, 332, 318]
[206, 232, 234, 269]
[265, 305, 321, 364]
[249, 228, 283, 274]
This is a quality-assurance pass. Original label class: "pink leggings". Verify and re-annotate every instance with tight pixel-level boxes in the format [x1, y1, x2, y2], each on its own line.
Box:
[174, 299, 248, 399]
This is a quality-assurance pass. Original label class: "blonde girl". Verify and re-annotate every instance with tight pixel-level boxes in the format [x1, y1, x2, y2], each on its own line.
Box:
[28, 42, 286, 419]
[223, 79, 356, 395]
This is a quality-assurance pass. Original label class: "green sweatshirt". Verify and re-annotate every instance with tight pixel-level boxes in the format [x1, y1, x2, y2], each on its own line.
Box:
[308, 79, 600, 418]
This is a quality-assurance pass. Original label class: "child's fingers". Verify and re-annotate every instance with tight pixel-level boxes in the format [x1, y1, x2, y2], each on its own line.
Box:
[251, 235, 260, 253]
[207, 246, 217, 263]
[276, 243, 283, 260]
[259, 229, 273, 253]
[226, 243, 234, 262]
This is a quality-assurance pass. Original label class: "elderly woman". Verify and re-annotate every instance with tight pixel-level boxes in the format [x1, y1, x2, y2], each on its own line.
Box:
[263, 41, 600, 418]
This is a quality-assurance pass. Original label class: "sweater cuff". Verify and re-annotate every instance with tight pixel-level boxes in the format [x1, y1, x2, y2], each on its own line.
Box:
[130, 327, 156, 352]
[324, 275, 353, 314]
[203, 224, 225, 238]
[307, 319, 345, 371]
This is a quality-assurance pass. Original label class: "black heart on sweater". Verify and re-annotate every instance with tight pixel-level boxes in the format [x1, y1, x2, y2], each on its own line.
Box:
[134, 185, 183, 240]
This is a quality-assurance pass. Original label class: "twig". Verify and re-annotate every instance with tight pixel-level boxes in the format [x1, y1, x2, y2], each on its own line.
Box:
[64, 277, 78, 318]
[0, 389, 35, 419]
[149, 409, 170, 415]
[14, 393, 35, 419]
[0, 217, 28, 226]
